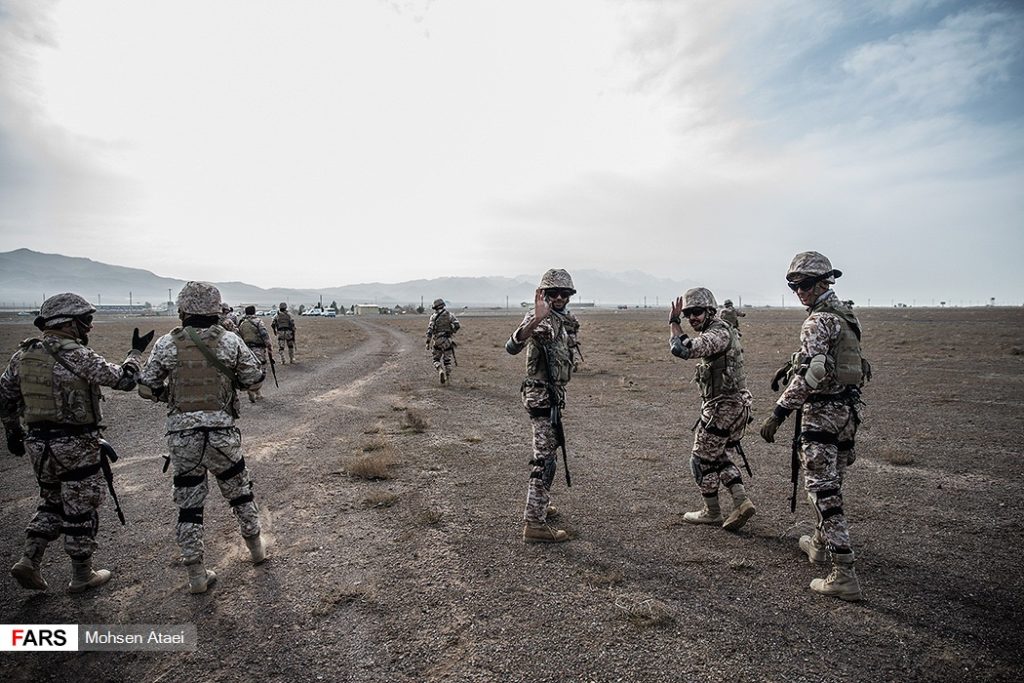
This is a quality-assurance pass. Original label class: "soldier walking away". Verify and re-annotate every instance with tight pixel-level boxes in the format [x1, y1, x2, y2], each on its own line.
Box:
[272, 302, 296, 363]
[137, 281, 268, 594]
[425, 298, 460, 384]
[1, 293, 153, 593]
[505, 268, 581, 544]
[759, 251, 870, 602]
[719, 299, 746, 329]
[238, 305, 273, 402]
[219, 303, 238, 333]
[669, 288, 756, 532]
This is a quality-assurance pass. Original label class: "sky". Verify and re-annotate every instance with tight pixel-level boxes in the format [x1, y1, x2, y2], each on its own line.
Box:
[1, 0, 1022, 305]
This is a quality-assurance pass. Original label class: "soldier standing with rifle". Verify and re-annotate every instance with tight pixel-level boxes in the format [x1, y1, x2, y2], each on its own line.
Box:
[669, 288, 756, 532]
[759, 251, 869, 602]
[505, 268, 579, 544]
[1, 293, 153, 593]
[425, 298, 460, 385]
[238, 305, 275, 401]
[272, 302, 296, 363]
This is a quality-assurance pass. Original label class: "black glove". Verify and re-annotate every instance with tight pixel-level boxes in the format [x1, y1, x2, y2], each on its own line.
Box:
[759, 406, 793, 443]
[132, 328, 155, 353]
[5, 425, 25, 456]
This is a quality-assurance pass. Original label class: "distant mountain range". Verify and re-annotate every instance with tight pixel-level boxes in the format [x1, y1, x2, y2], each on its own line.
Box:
[0, 249, 699, 309]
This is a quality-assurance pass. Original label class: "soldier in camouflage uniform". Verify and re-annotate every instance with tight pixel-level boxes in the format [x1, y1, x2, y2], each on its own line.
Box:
[760, 251, 869, 601]
[271, 302, 296, 363]
[238, 305, 273, 402]
[137, 281, 267, 594]
[669, 288, 756, 532]
[1, 293, 153, 593]
[425, 298, 460, 385]
[506, 269, 581, 544]
[219, 303, 239, 333]
[719, 299, 746, 329]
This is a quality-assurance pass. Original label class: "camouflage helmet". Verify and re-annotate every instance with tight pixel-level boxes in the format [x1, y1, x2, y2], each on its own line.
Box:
[683, 287, 717, 311]
[787, 251, 842, 283]
[36, 293, 96, 328]
[538, 268, 576, 294]
[279, 302, 288, 311]
[723, 299, 734, 307]
[177, 281, 222, 316]
[432, 298, 445, 310]
[221, 303, 233, 314]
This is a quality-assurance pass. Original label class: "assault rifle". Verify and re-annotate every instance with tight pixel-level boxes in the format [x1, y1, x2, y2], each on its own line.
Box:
[789, 409, 803, 513]
[539, 340, 571, 488]
[268, 352, 279, 388]
[98, 439, 126, 526]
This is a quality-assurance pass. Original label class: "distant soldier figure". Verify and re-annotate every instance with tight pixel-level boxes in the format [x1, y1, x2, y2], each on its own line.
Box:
[238, 305, 273, 402]
[759, 251, 870, 602]
[1, 293, 153, 593]
[505, 268, 580, 544]
[271, 302, 296, 363]
[719, 299, 746, 329]
[219, 303, 238, 333]
[137, 281, 267, 594]
[425, 299, 460, 384]
[669, 288, 756, 532]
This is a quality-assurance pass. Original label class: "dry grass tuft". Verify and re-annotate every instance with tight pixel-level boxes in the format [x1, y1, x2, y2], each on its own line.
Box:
[402, 409, 430, 433]
[362, 491, 400, 509]
[878, 447, 914, 466]
[361, 438, 387, 452]
[413, 506, 444, 526]
[312, 580, 374, 615]
[612, 593, 675, 628]
[463, 433, 483, 444]
[344, 449, 397, 480]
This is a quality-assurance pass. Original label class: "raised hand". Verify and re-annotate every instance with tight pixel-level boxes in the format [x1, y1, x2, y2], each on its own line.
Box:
[132, 328, 156, 353]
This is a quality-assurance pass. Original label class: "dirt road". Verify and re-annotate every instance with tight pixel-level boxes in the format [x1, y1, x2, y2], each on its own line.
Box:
[1, 309, 1022, 682]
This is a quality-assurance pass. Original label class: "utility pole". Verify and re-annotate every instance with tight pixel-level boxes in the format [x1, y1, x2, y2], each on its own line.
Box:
[130, 291, 133, 309]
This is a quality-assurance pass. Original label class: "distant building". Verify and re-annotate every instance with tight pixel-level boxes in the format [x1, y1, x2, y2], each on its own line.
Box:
[355, 304, 380, 315]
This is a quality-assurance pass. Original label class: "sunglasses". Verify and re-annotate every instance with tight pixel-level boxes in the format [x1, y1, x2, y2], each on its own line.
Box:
[545, 289, 573, 299]
[682, 307, 706, 318]
[78, 314, 94, 326]
[788, 276, 823, 292]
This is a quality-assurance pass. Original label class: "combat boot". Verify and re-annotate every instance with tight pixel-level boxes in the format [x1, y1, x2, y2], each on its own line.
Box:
[248, 390, 257, 403]
[810, 551, 862, 602]
[722, 499, 756, 532]
[545, 504, 559, 519]
[244, 534, 267, 564]
[186, 562, 217, 594]
[523, 522, 569, 544]
[288, 349, 295, 363]
[438, 367, 447, 384]
[683, 496, 723, 525]
[799, 533, 828, 565]
[67, 558, 111, 594]
[10, 539, 49, 590]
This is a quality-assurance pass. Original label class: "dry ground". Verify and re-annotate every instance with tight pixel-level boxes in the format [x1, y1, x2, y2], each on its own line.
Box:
[0, 307, 1022, 682]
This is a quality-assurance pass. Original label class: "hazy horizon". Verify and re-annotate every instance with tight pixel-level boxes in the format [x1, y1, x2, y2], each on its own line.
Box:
[1, 1, 1022, 304]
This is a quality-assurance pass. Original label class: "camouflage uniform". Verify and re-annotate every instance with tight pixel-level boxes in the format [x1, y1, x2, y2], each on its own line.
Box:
[137, 282, 266, 592]
[719, 300, 746, 329]
[426, 299, 460, 383]
[762, 251, 868, 601]
[219, 305, 239, 333]
[238, 313, 272, 402]
[670, 288, 755, 531]
[1, 293, 144, 592]
[271, 303, 296, 363]
[506, 269, 579, 542]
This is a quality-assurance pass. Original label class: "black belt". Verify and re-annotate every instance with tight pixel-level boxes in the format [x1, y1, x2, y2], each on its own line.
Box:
[247, 342, 266, 348]
[27, 424, 99, 438]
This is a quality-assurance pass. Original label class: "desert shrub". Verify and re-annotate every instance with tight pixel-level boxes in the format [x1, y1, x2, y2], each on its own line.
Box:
[403, 409, 429, 433]
[344, 451, 397, 480]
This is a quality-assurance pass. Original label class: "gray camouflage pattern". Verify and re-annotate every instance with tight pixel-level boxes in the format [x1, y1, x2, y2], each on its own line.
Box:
[176, 281, 222, 315]
[720, 304, 745, 329]
[427, 309, 459, 373]
[169, 427, 260, 564]
[692, 393, 753, 495]
[524, 415, 559, 522]
[787, 251, 839, 281]
[37, 293, 96, 327]
[776, 289, 860, 552]
[0, 331, 142, 560]
[537, 268, 576, 293]
[683, 287, 717, 310]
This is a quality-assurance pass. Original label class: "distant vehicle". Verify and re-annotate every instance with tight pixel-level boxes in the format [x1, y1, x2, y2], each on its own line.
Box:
[301, 309, 322, 316]
[322, 310, 337, 317]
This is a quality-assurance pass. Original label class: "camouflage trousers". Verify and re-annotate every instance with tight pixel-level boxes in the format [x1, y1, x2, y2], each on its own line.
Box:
[521, 383, 564, 523]
[800, 398, 859, 551]
[690, 393, 751, 498]
[24, 433, 106, 560]
[167, 427, 260, 565]
[277, 330, 295, 359]
[431, 345, 455, 373]
[247, 346, 268, 399]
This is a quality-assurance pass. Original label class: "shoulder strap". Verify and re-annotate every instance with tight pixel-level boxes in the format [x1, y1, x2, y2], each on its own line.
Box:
[184, 327, 240, 389]
[42, 339, 90, 381]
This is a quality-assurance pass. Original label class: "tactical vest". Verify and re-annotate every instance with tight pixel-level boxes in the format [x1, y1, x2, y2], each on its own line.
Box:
[432, 311, 456, 337]
[526, 312, 573, 386]
[238, 318, 262, 345]
[168, 327, 237, 415]
[275, 312, 294, 330]
[693, 320, 746, 400]
[810, 296, 867, 386]
[720, 308, 739, 328]
[20, 338, 101, 426]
